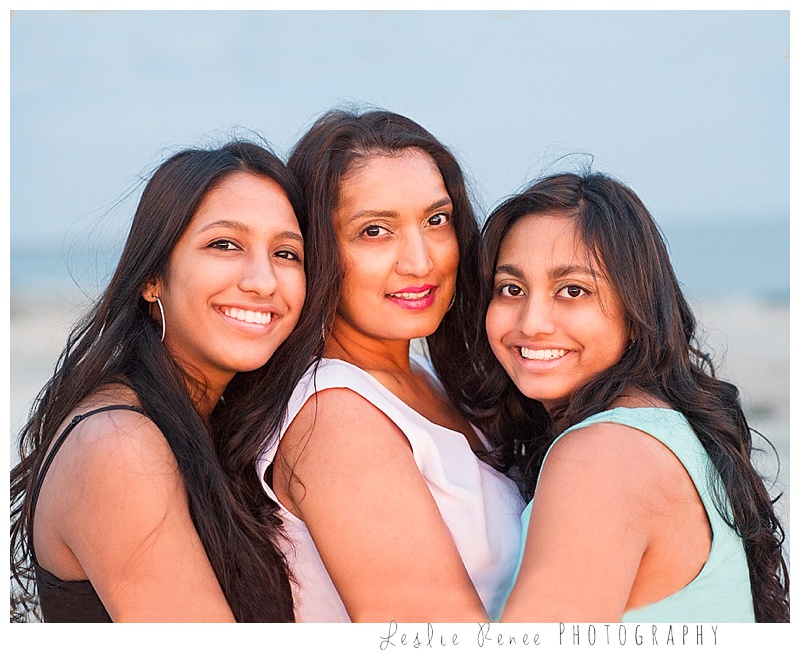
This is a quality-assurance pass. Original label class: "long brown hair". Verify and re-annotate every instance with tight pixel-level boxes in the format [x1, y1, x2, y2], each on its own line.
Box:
[10, 140, 319, 621]
[471, 171, 789, 622]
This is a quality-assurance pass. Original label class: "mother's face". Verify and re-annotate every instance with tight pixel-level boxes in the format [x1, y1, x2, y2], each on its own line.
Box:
[331, 148, 459, 344]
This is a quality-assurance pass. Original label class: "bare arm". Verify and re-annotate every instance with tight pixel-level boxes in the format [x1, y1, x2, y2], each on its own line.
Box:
[37, 409, 235, 622]
[274, 388, 488, 622]
[501, 423, 658, 622]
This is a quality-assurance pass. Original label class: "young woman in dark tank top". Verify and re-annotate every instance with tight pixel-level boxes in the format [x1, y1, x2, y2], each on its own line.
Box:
[10, 140, 327, 622]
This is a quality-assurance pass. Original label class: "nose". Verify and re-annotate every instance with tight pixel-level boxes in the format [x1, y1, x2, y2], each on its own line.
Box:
[519, 293, 557, 337]
[238, 252, 279, 296]
[395, 229, 435, 277]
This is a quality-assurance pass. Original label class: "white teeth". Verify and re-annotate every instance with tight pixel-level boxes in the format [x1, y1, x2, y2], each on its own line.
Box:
[223, 307, 273, 325]
[389, 289, 432, 300]
[520, 347, 566, 361]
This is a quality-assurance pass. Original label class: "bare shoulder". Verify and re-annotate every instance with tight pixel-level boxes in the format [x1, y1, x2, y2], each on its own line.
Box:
[542, 418, 693, 511]
[47, 389, 182, 515]
[60, 396, 175, 477]
[280, 386, 410, 462]
[37, 388, 188, 576]
[537, 422, 696, 528]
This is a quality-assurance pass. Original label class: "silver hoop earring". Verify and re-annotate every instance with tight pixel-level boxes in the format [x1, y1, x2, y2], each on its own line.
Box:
[447, 289, 457, 312]
[155, 297, 166, 343]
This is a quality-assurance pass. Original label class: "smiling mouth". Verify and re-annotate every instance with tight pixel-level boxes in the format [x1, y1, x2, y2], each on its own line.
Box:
[222, 307, 274, 325]
[387, 288, 433, 300]
[520, 347, 566, 361]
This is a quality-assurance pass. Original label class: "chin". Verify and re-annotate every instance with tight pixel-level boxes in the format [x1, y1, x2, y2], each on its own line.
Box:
[228, 349, 281, 374]
[412, 317, 446, 339]
[515, 383, 565, 406]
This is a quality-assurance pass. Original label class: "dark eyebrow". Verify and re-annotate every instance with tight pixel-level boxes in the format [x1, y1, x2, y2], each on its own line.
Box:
[494, 263, 602, 280]
[347, 197, 453, 224]
[198, 220, 303, 243]
[494, 263, 525, 280]
[550, 264, 602, 280]
[426, 197, 454, 212]
[198, 219, 251, 234]
[276, 230, 305, 244]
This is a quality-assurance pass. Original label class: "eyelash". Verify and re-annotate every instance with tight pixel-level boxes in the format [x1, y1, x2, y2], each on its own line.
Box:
[360, 224, 389, 238]
[496, 283, 524, 298]
[494, 283, 591, 299]
[275, 249, 302, 262]
[358, 211, 451, 238]
[208, 239, 239, 251]
[557, 284, 590, 298]
[428, 212, 450, 227]
[208, 240, 302, 262]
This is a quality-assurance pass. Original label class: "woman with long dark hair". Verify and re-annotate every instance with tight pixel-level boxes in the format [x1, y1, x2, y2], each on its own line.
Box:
[473, 171, 789, 622]
[10, 140, 317, 622]
[251, 109, 524, 622]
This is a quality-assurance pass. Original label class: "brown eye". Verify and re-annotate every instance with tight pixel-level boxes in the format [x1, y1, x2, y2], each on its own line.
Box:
[428, 212, 450, 226]
[362, 224, 387, 237]
[209, 239, 239, 251]
[275, 249, 302, 262]
[498, 284, 524, 297]
[558, 285, 586, 298]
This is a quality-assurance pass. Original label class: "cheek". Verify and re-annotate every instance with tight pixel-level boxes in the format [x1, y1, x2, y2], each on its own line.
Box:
[437, 235, 460, 276]
[284, 280, 306, 315]
[285, 267, 307, 300]
[340, 248, 379, 287]
[484, 304, 507, 353]
[159, 266, 196, 311]
[337, 263, 360, 303]
[597, 315, 629, 365]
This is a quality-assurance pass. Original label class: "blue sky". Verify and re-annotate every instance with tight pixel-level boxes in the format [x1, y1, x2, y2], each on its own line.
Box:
[10, 10, 789, 250]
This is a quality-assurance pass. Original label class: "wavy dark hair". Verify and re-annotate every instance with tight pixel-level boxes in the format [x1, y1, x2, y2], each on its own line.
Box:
[10, 140, 321, 622]
[468, 171, 789, 622]
[284, 108, 486, 441]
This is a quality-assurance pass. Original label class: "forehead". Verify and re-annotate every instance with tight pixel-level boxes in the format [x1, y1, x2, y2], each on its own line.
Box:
[338, 149, 446, 205]
[190, 172, 298, 228]
[498, 213, 591, 266]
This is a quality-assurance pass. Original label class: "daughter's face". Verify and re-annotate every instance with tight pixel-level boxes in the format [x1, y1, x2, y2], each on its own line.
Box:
[147, 172, 306, 395]
[485, 213, 629, 412]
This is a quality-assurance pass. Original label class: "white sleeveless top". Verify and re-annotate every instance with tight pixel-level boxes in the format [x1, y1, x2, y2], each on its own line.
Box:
[256, 355, 525, 622]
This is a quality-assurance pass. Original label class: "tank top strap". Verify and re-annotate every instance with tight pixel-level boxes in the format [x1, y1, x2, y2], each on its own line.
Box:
[28, 404, 146, 564]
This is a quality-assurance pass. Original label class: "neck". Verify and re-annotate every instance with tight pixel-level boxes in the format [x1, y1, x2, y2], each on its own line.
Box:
[173, 358, 230, 422]
[325, 317, 414, 375]
[193, 386, 223, 421]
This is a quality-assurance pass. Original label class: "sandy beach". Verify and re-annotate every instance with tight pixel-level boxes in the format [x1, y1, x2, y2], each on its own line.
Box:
[9, 288, 791, 555]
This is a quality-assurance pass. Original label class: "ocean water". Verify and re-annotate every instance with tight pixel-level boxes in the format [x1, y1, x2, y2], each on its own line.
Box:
[659, 220, 789, 301]
[9, 219, 790, 301]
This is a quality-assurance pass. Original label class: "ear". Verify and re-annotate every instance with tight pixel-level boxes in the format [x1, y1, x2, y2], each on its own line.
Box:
[141, 278, 162, 303]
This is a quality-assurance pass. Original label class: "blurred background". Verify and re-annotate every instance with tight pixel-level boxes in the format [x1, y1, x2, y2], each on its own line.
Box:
[8, 10, 789, 550]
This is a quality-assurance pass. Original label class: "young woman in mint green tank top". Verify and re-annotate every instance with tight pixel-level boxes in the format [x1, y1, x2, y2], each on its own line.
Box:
[466, 172, 788, 622]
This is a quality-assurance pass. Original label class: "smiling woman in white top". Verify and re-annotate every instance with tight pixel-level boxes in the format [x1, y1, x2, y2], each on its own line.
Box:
[256, 109, 524, 623]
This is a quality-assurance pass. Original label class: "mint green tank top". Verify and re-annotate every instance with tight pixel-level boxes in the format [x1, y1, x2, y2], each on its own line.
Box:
[509, 407, 754, 622]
